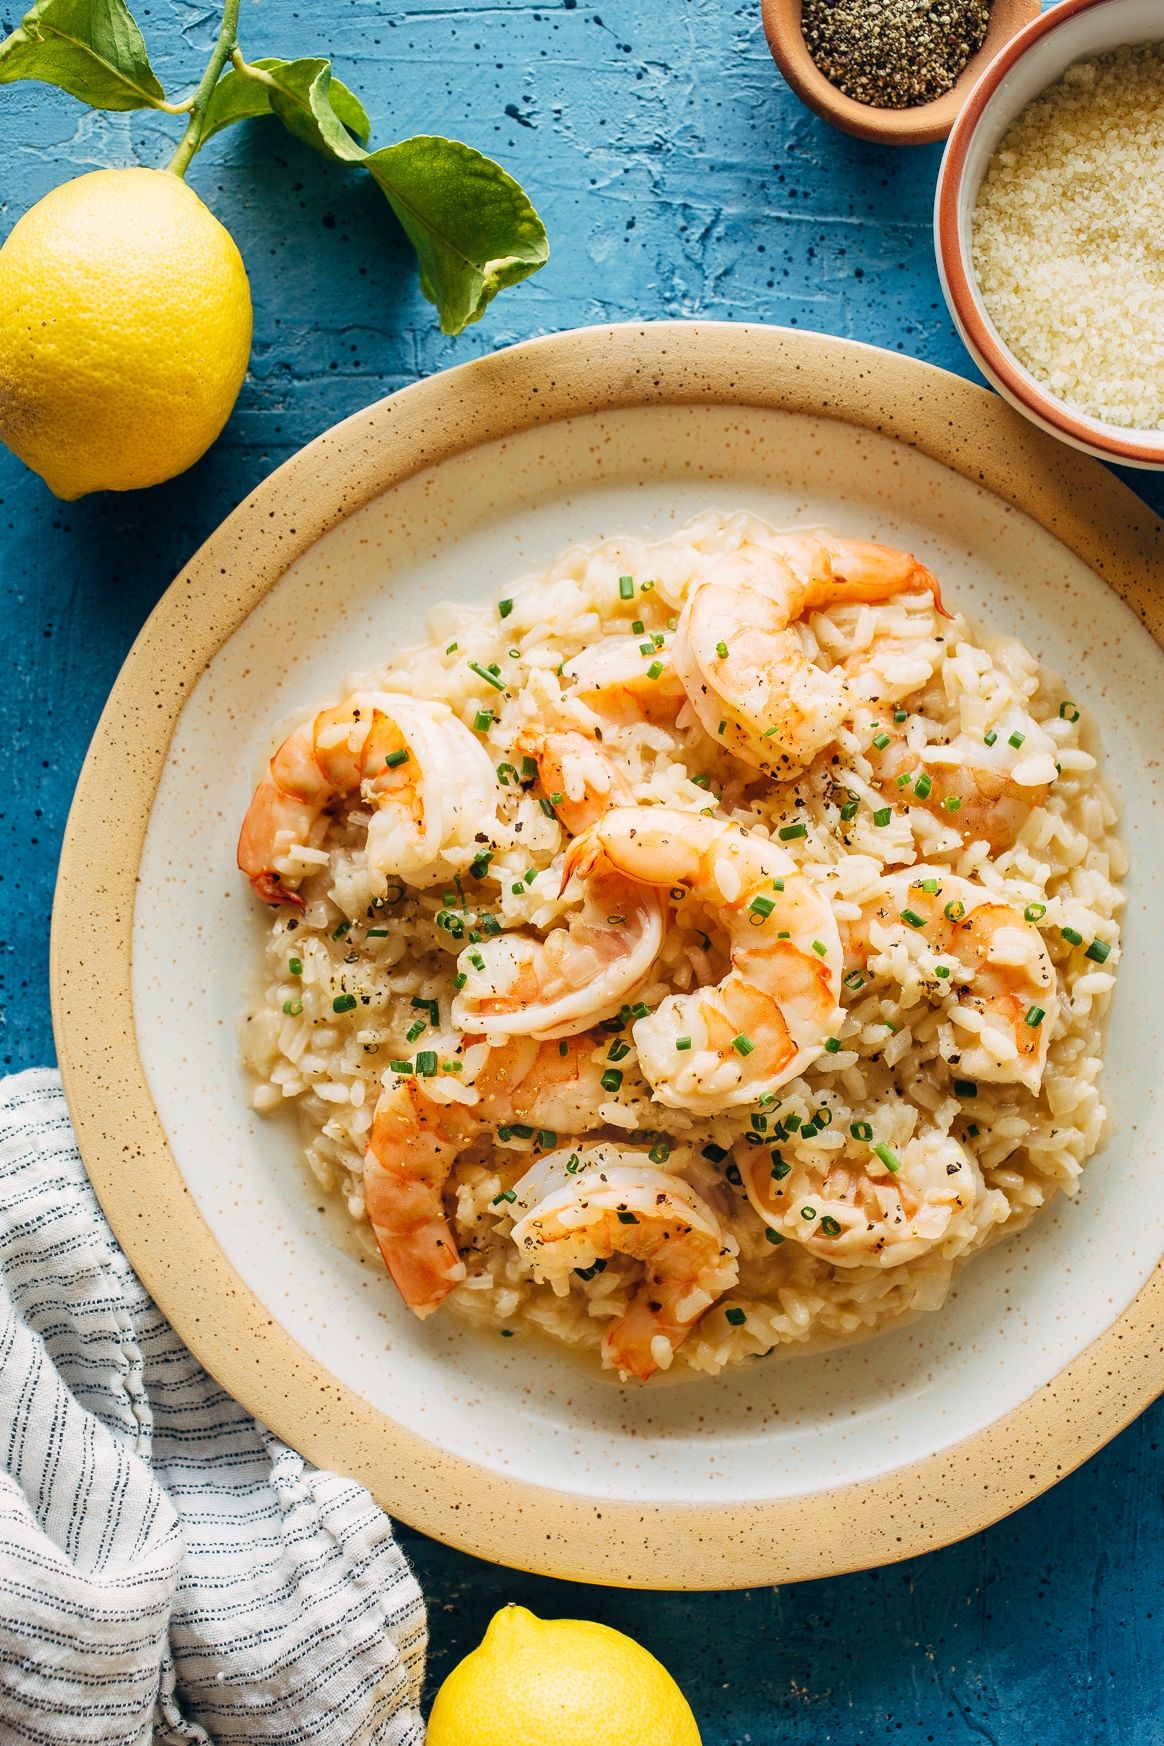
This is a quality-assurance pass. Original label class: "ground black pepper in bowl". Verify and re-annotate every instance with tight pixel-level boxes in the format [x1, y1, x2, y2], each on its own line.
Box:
[801, 0, 991, 108]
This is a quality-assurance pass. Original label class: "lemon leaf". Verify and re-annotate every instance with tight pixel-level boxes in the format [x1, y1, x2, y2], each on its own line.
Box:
[363, 136, 548, 335]
[202, 57, 370, 150]
[0, 0, 167, 110]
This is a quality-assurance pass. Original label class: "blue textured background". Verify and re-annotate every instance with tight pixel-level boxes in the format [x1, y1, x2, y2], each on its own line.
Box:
[3, 1, 1164, 1737]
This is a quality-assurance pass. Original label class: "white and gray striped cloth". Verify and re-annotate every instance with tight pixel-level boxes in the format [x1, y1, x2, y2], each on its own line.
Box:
[0, 1068, 427, 1745]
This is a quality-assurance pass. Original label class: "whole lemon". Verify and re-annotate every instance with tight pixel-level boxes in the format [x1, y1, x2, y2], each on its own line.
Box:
[0, 166, 252, 499]
[426, 1603, 702, 1746]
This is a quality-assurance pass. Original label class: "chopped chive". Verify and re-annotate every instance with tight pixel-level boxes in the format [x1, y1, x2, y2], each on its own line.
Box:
[632, 619, 645, 634]
[944, 900, 966, 922]
[550, 791, 564, 805]
[772, 878, 785, 891]
[443, 1059, 462, 1072]
[900, 909, 925, 929]
[631, 1002, 650, 1019]
[496, 763, 516, 786]
[954, 1079, 977, 1097]
[921, 879, 939, 895]
[984, 729, 998, 747]
[751, 1114, 767, 1132]
[873, 807, 892, 827]
[1008, 730, 1026, 749]
[469, 950, 486, 971]
[389, 1059, 412, 1074]
[1085, 938, 1111, 964]
[779, 823, 808, 841]
[732, 1034, 755, 1057]
[725, 1306, 747, 1326]
[800, 1206, 817, 1221]
[647, 660, 664, 680]
[639, 641, 654, 657]
[872, 732, 891, 750]
[521, 756, 538, 780]
[469, 662, 506, 692]
[453, 972, 467, 990]
[416, 1050, 437, 1076]
[967, 1123, 980, 1138]
[895, 772, 912, 789]
[675, 1036, 692, 1051]
[844, 971, 865, 990]
[648, 1143, 671, 1164]
[873, 1144, 901, 1173]
[468, 929, 481, 944]
[538, 1129, 557, 1149]
[641, 580, 654, 591]
[692, 773, 711, 790]
[601, 1069, 624, 1092]
[282, 998, 303, 1015]
[718, 720, 726, 735]
[511, 1124, 534, 1139]
[607, 915, 626, 926]
[670, 886, 688, 901]
[367, 926, 390, 939]
[481, 914, 502, 936]
[616, 1209, 639, 1224]
[702, 1143, 728, 1164]
[1024, 902, 1047, 922]
[1061, 926, 1084, 946]
[446, 642, 458, 654]
[332, 920, 352, 940]
[894, 709, 908, 723]
[566, 1154, 583, 1175]
[652, 632, 665, 649]
[492, 1188, 518, 1205]
[749, 895, 776, 920]
[1059, 701, 1080, 722]
[539, 797, 555, 817]
[288, 957, 302, 976]
[812, 939, 827, 956]
[824, 1037, 841, 1054]
[384, 748, 410, 769]
[935, 965, 950, 978]
[765, 1228, 785, 1245]
[716, 641, 729, 658]
[511, 882, 524, 896]
[777, 930, 791, 939]
[509, 648, 520, 660]
[850, 1120, 873, 1141]
[607, 1040, 631, 1062]
[761, 725, 779, 738]
[333, 993, 357, 1013]
[499, 597, 514, 618]
[913, 773, 933, 800]
[725, 1162, 743, 1185]
[840, 799, 860, 821]
[405, 1021, 425, 1042]
[944, 795, 962, 813]
[619, 575, 635, 599]
[820, 1215, 842, 1237]
[473, 709, 494, 733]
[1024, 1005, 1046, 1027]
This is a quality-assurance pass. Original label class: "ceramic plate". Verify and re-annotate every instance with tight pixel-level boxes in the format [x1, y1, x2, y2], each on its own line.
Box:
[53, 324, 1164, 1588]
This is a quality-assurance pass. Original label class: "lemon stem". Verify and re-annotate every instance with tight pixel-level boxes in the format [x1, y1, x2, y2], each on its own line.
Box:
[166, 0, 243, 179]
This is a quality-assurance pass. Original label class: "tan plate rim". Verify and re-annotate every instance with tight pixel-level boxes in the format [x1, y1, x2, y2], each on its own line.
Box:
[52, 321, 1164, 1590]
[760, 0, 1039, 146]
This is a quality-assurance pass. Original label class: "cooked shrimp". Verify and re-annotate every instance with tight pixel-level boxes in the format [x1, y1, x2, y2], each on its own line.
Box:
[841, 871, 1059, 1092]
[515, 728, 636, 837]
[863, 721, 1054, 855]
[364, 1035, 605, 1317]
[672, 533, 944, 774]
[239, 691, 501, 906]
[509, 1144, 738, 1380]
[567, 807, 844, 1111]
[560, 634, 685, 726]
[451, 736, 665, 1038]
[739, 1126, 982, 1267]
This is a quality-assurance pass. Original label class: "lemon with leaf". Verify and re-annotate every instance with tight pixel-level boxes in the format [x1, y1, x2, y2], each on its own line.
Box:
[0, 167, 251, 500]
[0, 0, 547, 498]
[426, 1603, 703, 1746]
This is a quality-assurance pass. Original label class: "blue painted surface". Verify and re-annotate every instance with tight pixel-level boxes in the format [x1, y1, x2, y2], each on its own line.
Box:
[2, 0, 1164, 1737]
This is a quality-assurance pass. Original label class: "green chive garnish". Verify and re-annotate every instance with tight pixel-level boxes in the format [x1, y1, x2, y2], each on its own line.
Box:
[725, 1306, 746, 1326]
[944, 900, 965, 921]
[824, 1037, 841, 1054]
[895, 772, 912, 789]
[333, 993, 357, 1013]
[718, 720, 726, 734]
[944, 796, 962, 813]
[1085, 938, 1111, 964]
[779, 823, 808, 841]
[732, 1034, 755, 1057]
[850, 1121, 873, 1141]
[914, 773, 933, 800]
[1008, 731, 1026, 749]
[499, 597, 514, 617]
[288, 957, 302, 976]
[415, 1051, 437, 1075]
[873, 1144, 901, 1173]
[619, 576, 634, 599]
[749, 895, 776, 920]
[1061, 926, 1083, 946]
[389, 1059, 412, 1074]
[872, 732, 891, 750]
[469, 950, 485, 971]
[900, 909, 924, 929]
[469, 662, 506, 692]
[1024, 902, 1046, 922]
[492, 1188, 518, 1205]
[648, 1143, 670, 1164]
[873, 807, 892, 827]
[771, 1153, 791, 1179]
[954, 1079, 977, 1096]
[843, 971, 865, 990]
[632, 619, 645, 634]
[446, 642, 458, 654]
[405, 1021, 425, 1042]
[820, 1215, 842, 1237]
[765, 1229, 785, 1245]
[801, 1206, 817, 1221]
[935, 965, 950, 978]
[812, 940, 827, 956]
[920, 879, 939, 895]
[894, 709, 908, 723]
[984, 729, 997, 747]
[550, 791, 564, 805]
[616, 1209, 640, 1225]
[840, 798, 859, 821]
[601, 1069, 623, 1092]
[282, 998, 302, 1015]
[675, 1037, 692, 1051]
[716, 641, 729, 658]
[647, 660, 664, 680]
[473, 709, 494, 732]
[539, 797, 555, 818]
[1059, 701, 1080, 721]
[1024, 1006, 1045, 1027]
[453, 972, 467, 990]
[607, 1040, 631, 1062]
[384, 748, 409, 769]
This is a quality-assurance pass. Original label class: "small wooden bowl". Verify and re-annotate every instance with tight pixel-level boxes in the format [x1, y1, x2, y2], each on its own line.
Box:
[762, 0, 1040, 146]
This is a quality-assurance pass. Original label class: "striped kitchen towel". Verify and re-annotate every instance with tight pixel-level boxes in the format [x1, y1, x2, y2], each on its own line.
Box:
[0, 1068, 427, 1745]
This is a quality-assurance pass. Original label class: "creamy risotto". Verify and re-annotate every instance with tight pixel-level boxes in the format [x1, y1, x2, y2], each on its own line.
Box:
[239, 512, 1123, 1381]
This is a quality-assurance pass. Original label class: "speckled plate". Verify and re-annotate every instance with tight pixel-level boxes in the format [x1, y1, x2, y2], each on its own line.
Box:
[52, 324, 1164, 1589]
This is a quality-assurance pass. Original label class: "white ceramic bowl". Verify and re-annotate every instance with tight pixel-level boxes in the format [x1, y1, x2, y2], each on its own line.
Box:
[52, 325, 1164, 1588]
[935, 0, 1164, 469]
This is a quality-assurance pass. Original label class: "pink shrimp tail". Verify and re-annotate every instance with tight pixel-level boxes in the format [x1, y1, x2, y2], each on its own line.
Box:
[561, 827, 601, 895]
[250, 871, 304, 908]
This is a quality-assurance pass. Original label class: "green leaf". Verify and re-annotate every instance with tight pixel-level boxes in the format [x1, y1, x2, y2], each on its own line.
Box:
[364, 136, 549, 336]
[202, 57, 371, 151]
[0, 0, 166, 109]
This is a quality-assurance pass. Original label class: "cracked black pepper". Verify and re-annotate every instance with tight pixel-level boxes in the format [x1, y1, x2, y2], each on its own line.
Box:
[801, 0, 991, 109]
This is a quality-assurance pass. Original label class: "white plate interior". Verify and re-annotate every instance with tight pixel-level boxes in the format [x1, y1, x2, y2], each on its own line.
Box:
[946, 0, 1164, 460]
[133, 404, 1164, 1506]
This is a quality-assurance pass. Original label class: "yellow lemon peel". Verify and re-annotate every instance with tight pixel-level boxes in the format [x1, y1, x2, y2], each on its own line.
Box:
[426, 1603, 702, 1746]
